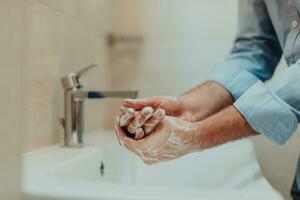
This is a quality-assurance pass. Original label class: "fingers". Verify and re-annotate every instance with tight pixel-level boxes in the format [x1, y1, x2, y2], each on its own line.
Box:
[135, 127, 145, 140]
[114, 117, 126, 147]
[123, 97, 160, 110]
[119, 106, 128, 115]
[119, 108, 135, 127]
[114, 117, 139, 149]
[127, 107, 154, 134]
[143, 108, 166, 135]
[134, 108, 165, 140]
[119, 107, 166, 139]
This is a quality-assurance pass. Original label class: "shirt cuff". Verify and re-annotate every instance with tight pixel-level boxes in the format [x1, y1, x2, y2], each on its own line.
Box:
[233, 81, 298, 145]
[209, 61, 260, 100]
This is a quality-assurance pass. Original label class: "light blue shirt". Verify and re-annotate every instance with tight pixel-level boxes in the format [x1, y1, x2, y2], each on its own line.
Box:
[209, 0, 300, 145]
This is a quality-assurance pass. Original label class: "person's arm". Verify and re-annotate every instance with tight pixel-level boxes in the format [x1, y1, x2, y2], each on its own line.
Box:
[197, 58, 300, 146]
[178, 0, 284, 122]
[179, 81, 233, 122]
[233, 62, 300, 144]
[207, 0, 300, 145]
[115, 105, 257, 165]
[209, 0, 282, 100]
[193, 106, 257, 149]
[120, 81, 233, 134]
[119, 0, 284, 142]
[121, 0, 282, 127]
[183, 0, 300, 146]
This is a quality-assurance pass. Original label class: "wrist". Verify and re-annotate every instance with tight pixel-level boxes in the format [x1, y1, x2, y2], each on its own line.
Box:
[188, 121, 205, 151]
[179, 81, 233, 122]
[190, 106, 257, 150]
[178, 96, 196, 122]
[167, 95, 192, 122]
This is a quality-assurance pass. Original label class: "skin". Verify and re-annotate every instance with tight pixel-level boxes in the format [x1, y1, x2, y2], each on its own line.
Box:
[119, 81, 233, 138]
[135, 127, 145, 140]
[195, 106, 257, 149]
[121, 80, 233, 123]
[119, 107, 166, 137]
[126, 107, 154, 134]
[115, 116, 198, 165]
[143, 108, 166, 135]
[115, 81, 257, 164]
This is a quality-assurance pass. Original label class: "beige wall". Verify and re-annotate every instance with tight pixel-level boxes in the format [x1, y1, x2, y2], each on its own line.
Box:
[22, 0, 114, 151]
[111, 0, 300, 199]
[0, 0, 23, 199]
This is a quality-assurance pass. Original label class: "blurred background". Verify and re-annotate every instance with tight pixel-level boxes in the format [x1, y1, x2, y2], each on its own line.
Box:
[1, 0, 300, 199]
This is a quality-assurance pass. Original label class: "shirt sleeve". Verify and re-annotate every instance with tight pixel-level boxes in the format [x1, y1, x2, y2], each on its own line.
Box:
[234, 62, 300, 144]
[209, 0, 282, 100]
[208, 0, 300, 144]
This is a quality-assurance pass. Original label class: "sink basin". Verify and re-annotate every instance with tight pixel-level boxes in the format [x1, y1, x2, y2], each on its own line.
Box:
[22, 132, 283, 200]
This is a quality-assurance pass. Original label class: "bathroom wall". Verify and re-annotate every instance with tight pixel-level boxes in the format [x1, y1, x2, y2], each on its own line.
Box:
[22, 0, 115, 151]
[0, 0, 23, 199]
[111, 0, 300, 199]
[107, 0, 238, 124]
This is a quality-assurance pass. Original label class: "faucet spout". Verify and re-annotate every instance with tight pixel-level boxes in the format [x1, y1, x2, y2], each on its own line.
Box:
[72, 90, 138, 100]
[61, 63, 138, 147]
[87, 90, 138, 99]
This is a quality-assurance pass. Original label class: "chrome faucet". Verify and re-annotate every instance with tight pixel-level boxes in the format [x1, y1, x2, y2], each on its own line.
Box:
[60, 63, 138, 147]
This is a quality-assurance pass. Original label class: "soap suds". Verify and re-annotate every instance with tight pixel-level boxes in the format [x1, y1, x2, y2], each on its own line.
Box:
[119, 108, 135, 127]
[135, 127, 145, 140]
[127, 107, 154, 134]
[143, 108, 166, 135]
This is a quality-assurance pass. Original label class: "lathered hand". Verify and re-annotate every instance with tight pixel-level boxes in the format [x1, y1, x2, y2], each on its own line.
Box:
[118, 96, 193, 140]
[115, 116, 201, 165]
[122, 96, 193, 122]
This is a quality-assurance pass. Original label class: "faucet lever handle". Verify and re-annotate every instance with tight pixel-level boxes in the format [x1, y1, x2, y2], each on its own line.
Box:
[61, 63, 99, 90]
[75, 63, 99, 78]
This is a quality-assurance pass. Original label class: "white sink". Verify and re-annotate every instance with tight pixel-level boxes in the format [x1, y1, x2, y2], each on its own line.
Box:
[22, 132, 283, 200]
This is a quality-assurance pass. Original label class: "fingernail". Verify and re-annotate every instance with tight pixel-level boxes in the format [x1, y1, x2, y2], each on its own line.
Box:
[141, 107, 153, 115]
[127, 108, 135, 114]
[154, 109, 166, 118]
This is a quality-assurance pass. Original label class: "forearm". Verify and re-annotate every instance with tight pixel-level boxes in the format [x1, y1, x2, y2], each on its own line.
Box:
[180, 81, 233, 122]
[192, 106, 257, 150]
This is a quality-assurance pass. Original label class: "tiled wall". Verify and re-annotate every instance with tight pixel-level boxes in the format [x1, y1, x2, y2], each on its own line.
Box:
[22, 0, 115, 151]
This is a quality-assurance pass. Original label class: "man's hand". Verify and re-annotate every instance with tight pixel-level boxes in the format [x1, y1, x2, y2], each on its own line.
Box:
[119, 106, 166, 138]
[118, 96, 192, 139]
[118, 81, 233, 140]
[115, 106, 257, 165]
[115, 116, 201, 165]
[122, 96, 193, 121]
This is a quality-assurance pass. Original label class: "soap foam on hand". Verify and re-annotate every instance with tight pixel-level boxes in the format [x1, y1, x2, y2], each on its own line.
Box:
[127, 107, 154, 134]
[135, 127, 145, 140]
[119, 108, 135, 127]
[143, 108, 166, 135]
[118, 105, 166, 140]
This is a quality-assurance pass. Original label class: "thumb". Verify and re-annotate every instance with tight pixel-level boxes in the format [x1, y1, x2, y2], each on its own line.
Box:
[123, 96, 161, 110]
